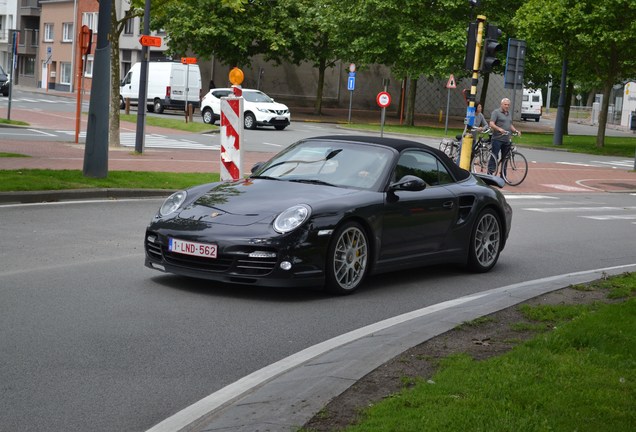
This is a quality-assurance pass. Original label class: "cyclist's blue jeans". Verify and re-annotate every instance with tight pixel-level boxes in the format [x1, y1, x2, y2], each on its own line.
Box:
[489, 139, 511, 175]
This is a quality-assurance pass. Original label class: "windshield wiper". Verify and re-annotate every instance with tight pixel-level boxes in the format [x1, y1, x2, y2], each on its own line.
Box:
[250, 175, 281, 180]
[288, 179, 337, 187]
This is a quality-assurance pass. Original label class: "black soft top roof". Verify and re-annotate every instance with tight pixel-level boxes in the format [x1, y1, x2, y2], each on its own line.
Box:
[307, 135, 471, 182]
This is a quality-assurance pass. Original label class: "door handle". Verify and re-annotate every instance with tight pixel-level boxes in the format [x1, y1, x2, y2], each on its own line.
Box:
[443, 201, 454, 209]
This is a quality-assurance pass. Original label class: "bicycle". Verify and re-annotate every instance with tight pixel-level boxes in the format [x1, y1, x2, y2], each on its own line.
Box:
[439, 127, 490, 163]
[470, 132, 528, 186]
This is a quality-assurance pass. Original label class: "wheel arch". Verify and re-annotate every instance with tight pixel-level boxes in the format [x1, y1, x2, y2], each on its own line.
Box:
[327, 215, 378, 274]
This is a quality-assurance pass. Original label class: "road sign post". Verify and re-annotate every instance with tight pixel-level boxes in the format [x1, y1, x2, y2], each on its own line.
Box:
[444, 74, 456, 135]
[347, 70, 356, 123]
[181, 58, 196, 122]
[376, 91, 391, 137]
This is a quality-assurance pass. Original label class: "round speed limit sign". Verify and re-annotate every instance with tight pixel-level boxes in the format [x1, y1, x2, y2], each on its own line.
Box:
[376, 91, 391, 108]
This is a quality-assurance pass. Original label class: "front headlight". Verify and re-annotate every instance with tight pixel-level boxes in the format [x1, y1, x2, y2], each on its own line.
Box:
[257, 107, 270, 113]
[159, 191, 187, 216]
[273, 204, 311, 233]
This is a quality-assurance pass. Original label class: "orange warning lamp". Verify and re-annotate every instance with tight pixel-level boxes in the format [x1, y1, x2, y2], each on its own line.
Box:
[229, 67, 244, 86]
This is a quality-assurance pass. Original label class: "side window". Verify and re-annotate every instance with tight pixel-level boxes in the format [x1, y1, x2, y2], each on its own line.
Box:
[395, 151, 453, 186]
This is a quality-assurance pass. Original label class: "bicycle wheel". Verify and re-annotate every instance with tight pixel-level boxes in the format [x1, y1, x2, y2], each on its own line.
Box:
[472, 149, 498, 175]
[502, 151, 528, 186]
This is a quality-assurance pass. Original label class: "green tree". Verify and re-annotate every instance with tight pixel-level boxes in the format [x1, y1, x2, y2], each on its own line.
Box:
[514, 0, 636, 147]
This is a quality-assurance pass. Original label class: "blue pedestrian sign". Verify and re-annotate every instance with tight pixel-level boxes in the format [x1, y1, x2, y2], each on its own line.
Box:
[347, 72, 356, 91]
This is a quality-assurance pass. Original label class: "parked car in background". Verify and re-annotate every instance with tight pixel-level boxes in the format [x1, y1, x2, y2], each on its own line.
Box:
[119, 61, 201, 113]
[0, 65, 10, 96]
[200, 88, 291, 130]
[521, 88, 543, 122]
[144, 135, 512, 294]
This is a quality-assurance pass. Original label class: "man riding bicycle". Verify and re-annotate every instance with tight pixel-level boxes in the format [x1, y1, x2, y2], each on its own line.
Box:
[489, 98, 521, 175]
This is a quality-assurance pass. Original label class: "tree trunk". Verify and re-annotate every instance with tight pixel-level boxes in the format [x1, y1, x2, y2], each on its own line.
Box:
[109, 4, 121, 148]
[596, 81, 612, 148]
[314, 55, 326, 115]
[563, 80, 574, 136]
[405, 77, 417, 126]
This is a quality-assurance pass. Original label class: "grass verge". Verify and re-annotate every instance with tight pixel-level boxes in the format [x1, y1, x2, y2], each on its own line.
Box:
[120, 113, 218, 133]
[343, 124, 636, 158]
[0, 118, 29, 126]
[0, 169, 219, 191]
[334, 273, 636, 432]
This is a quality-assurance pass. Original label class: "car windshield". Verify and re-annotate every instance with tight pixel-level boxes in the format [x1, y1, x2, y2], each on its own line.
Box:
[243, 91, 274, 103]
[252, 140, 394, 190]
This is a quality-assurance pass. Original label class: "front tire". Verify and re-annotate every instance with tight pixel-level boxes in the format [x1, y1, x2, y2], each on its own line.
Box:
[244, 112, 257, 130]
[274, 125, 287, 130]
[502, 151, 528, 186]
[467, 209, 502, 273]
[325, 222, 370, 295]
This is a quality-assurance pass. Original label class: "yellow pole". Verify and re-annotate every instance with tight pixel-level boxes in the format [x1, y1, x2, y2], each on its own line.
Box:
[459, 15, 486, 171]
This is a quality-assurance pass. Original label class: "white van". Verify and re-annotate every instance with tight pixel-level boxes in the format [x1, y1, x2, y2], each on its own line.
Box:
[521, 88, 543, 122]
[119, 61, 202, 114]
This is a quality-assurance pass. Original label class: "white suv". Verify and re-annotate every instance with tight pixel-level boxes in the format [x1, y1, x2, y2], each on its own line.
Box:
[200, 88, 291, 130]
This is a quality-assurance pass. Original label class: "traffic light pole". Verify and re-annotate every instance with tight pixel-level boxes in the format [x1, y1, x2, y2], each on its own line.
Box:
[459, 15, 486, 171]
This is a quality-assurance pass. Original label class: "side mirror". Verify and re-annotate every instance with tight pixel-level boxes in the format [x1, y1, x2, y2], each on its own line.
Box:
[389, 175, 427, 192]
[251, 162, 265, 174]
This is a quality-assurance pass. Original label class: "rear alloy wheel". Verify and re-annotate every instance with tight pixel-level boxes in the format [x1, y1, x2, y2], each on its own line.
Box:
[153, 99, 164, 114]
[202, 108, 214, 124]
[467, 208, 501, 272]
[244, 112, 257, 129]
[326, 222, 370, 295]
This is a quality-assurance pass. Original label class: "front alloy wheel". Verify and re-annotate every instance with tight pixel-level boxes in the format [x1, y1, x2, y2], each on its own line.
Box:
[244, 112, 257, 129]
[326, 222, 369, 294]
[467, 208, 501, 272]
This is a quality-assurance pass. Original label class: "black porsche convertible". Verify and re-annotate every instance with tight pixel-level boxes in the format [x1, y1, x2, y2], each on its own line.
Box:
[145, 135, 512, 294]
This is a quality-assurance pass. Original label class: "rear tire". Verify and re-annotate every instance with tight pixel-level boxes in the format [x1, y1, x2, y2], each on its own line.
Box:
[467, 209, 501, 273]
[325, 222, 369, 295]
[202, 108, 214, 124]
[153, 99, 164, 114]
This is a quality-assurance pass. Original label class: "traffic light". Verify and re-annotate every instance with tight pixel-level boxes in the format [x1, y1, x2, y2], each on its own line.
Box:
[464, 22, 477, 71]
[481, 24, 502, 73]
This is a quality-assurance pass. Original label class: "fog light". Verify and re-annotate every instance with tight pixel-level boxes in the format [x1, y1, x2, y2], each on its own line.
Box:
[280, 261, 292, 271]
[151, 263, 165, 271]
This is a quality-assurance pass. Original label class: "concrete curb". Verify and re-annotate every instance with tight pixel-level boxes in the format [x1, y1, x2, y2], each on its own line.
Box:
[0, 188, 173, 204]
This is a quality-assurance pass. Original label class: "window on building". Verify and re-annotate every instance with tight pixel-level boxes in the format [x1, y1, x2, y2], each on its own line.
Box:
[84, 55, 94, 78]
[124, 18, 134, 35]
[44, 23, 54, 42]
[23, 56, 36, 76]
[63, 23, 73, 42]
[82, 12, 99, 33]
[60, 62, 72, 85]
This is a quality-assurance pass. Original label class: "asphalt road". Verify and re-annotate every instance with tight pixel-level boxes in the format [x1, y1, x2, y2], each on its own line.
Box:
[1, 192, 635, 432]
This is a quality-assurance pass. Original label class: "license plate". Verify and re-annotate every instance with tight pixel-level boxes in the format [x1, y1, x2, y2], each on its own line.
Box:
[169, 238, 217, 258]
[276, 116, 286, 121]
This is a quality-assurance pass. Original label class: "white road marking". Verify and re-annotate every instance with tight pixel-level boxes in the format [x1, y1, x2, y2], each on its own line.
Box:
[541, 184, 594, 192]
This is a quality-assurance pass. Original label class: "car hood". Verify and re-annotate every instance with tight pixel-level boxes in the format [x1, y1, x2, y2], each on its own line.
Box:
[248, 101, 288, 111]
[176, 179, 359, 226]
